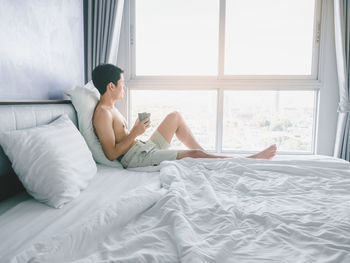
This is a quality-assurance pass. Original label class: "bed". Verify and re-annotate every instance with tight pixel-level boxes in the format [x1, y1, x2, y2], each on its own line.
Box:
[0, 103, 350, 263]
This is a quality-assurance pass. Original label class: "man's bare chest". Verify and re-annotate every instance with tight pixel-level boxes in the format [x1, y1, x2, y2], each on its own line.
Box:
[112, 111, 128, 141]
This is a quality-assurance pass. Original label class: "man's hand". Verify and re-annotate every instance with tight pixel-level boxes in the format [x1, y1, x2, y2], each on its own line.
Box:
[130, 117, 151, 137]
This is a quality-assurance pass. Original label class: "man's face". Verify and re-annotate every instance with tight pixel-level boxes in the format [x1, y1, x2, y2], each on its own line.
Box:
[114, 74, 125, 100]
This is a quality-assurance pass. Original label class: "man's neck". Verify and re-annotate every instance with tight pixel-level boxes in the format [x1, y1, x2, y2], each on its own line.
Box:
[99, 94, 116, 108]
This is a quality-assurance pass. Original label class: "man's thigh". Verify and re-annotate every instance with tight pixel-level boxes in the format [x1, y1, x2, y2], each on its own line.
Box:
[149, 130, 171, 149]
[150, 113, 178, 144]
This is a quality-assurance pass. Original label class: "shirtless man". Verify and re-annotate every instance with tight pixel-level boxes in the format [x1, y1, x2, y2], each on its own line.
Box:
[92, 64, 277, 168]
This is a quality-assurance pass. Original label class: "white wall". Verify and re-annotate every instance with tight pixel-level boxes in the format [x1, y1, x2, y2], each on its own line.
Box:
[316, 0, 339, 156]
[0, 0, 84, 100]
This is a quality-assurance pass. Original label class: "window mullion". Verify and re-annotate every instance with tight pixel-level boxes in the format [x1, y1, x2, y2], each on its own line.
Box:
[217, 0, 226, 153]
[218, 0, 226, 79]
[216, 88, 224, 153]
[313, 0, 323, 80]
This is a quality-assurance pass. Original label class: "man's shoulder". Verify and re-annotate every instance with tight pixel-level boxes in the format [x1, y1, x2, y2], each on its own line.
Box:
[93, 105, 113, 123]
[94, 104, 110, 114]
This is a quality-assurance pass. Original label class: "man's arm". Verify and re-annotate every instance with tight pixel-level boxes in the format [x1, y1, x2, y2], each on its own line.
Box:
[93, 109, 137, 161]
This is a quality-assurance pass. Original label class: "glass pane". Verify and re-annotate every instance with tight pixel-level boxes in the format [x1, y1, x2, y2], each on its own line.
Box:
[225, 0, 315, 75]
[130, 90, 217, 150]
[223, 90, 315, 152]
[135, 0, 219, 76]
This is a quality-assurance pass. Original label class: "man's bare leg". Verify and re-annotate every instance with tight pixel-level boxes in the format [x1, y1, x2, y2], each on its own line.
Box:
[176, 144, 277, 160]
[151, 111, 204, 150]
[151, 111, 277, 160]
[248, 144, 277, 159]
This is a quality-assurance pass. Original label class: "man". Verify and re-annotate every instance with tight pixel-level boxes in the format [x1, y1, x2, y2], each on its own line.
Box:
[92, 64, 277, 168]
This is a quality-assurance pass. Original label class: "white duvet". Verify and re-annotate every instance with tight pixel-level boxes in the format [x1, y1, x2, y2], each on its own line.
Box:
[11, 156, 350, 263]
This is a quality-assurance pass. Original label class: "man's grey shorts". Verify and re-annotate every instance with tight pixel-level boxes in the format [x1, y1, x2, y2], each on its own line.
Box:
[120, 131, 178, 168]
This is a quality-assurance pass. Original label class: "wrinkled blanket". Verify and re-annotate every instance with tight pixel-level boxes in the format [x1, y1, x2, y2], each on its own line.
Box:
[12, 156, 350, 262]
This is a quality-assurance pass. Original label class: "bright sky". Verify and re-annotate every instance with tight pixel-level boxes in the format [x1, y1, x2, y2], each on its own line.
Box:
[135, 0, 316, 76]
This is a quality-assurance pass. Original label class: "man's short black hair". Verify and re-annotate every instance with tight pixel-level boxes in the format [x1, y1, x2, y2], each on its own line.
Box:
[91, 64, 124, 95]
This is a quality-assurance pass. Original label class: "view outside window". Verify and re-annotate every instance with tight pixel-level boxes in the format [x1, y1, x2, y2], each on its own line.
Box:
[135, 0, 219, 75]
[223, 90, 315, 152]
[225, 0, 315, 75]
[130, 90, 217, 150]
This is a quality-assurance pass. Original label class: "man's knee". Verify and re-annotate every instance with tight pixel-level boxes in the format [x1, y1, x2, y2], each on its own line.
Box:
[167, 111, 181, 121]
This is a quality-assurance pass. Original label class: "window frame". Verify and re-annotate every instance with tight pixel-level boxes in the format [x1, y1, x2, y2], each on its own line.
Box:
[130, 0, 322, 80]
[122, 0, 325, 155]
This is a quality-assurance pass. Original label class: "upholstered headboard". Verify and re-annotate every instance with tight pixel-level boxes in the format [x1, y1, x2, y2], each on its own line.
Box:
[0, 103, 77, 201]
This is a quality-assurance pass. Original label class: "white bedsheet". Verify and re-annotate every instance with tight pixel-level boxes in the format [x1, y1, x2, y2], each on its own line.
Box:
[4, 155, 350, 262]
[0, 165, 160, 262]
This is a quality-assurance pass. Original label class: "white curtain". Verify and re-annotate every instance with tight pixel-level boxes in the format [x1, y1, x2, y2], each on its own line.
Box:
[334, 0, 350, 161]
[84, 0, 124, 83]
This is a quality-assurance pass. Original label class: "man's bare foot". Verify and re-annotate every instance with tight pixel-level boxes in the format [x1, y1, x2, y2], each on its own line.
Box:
[248, 144, 277, 159]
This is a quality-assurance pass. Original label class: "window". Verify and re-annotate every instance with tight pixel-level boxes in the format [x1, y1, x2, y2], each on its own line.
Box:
[130, 90, 217, 150]
[135, 0, 219, 75]
[224, 0, 315, 75]
[222, 90, 316, 152]
[127, 0, 321, 154]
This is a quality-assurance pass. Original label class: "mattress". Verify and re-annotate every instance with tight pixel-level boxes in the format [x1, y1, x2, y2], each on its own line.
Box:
[0, 164, 160, 262]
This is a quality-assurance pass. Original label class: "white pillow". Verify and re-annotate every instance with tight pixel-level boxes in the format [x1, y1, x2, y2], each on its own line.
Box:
[65, 81, 123, 169]
[0, 114, 97, 208]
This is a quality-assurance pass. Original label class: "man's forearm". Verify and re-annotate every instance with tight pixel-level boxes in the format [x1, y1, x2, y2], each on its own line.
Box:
[112, 130, 138, 160]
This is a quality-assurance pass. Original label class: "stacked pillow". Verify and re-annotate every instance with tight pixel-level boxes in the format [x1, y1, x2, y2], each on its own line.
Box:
[0, 82, 123, 208]
[65, 81, 123, 169]
[0, 114, 97, 208]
